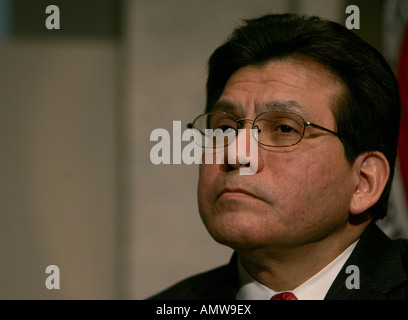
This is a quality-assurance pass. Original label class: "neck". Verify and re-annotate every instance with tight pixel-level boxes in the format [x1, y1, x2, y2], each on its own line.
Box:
[237, 220, 370, 292]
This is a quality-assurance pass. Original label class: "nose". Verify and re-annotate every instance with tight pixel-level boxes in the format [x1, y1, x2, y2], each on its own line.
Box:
[226, 123, 259, 175]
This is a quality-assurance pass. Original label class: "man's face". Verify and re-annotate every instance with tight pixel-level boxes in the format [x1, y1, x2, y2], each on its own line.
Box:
[197, 59, 359, 252]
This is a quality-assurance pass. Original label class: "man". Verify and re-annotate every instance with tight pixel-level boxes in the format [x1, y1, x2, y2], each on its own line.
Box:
[149, 13, 408, 300]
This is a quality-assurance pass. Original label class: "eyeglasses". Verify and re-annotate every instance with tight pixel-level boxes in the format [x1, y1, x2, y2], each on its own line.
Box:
[187, 111, 340, 148]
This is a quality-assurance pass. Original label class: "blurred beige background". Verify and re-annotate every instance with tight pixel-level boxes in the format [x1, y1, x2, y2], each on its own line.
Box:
[2, 0, 406, 299]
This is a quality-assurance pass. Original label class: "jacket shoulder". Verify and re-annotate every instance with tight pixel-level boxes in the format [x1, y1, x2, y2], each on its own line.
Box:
[326, 224, 408, 300]
[394, 238, 408, 270]
[147, 254, 239, 300]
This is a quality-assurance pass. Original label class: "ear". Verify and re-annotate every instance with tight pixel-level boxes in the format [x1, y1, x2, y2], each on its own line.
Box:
[349, 152, 390, 215]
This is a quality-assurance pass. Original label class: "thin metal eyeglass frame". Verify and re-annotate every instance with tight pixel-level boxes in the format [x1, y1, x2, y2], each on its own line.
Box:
[186, 111, 341, 148]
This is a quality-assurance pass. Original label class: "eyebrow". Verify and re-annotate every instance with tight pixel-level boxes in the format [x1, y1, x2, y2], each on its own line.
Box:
[212, 99, 311, 119]
[212, 101, 236, 113]
[262, 100, 311, 118]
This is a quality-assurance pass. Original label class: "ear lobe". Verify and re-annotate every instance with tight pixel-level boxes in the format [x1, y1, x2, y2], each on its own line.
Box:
[349, 152, 390, 215]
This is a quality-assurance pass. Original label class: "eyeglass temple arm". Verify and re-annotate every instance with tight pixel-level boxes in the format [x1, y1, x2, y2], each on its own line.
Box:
[305, 121, 339, 137]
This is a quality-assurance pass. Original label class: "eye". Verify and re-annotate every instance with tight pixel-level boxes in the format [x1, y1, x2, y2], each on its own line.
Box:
[210, 117, 236, 132]
[213, 127, 236, 137]
[272, 117, 303, 135]
[262, 122, 300, 135]
[216, 125, 236, 133]
[277, 125, 296, 134]
[253, 111, 305, 147]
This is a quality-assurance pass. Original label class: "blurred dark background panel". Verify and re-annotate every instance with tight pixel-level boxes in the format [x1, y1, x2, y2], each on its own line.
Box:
[12, 0, 122, 37]
[0, 0, 12, 40]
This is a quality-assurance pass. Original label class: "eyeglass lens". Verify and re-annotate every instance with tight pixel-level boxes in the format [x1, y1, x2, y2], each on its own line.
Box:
[191, 112, 306, 147]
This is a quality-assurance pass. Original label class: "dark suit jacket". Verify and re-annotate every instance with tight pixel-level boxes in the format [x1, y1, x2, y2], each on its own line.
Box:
[149, 223, 408, 299]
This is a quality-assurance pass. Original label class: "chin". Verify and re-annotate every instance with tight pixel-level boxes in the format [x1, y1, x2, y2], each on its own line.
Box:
[210, 232, 279, 252]
[201, 211, 284, 251]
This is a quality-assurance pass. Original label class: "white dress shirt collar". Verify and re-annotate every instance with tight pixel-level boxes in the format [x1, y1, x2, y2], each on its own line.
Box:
[236, 240, 358, 300]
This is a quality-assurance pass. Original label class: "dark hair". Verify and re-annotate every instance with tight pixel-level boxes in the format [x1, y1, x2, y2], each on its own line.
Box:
[205, 13, 401, 220]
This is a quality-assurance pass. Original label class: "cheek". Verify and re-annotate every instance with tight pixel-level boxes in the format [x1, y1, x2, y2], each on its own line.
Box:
[271, 148, 353, 220]
[197, 164, 218, 210]
[197, 165, 207, 204]
[197, 163, 225, 240]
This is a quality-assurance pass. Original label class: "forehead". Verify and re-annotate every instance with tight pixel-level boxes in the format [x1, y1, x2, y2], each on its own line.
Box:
[215, 59, 345, 121]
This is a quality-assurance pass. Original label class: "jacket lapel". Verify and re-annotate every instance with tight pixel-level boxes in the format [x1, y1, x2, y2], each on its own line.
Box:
[188, 252, 239, 299]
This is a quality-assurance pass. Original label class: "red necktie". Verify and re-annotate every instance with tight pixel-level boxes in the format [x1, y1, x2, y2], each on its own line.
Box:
[270, 292, 298, 300]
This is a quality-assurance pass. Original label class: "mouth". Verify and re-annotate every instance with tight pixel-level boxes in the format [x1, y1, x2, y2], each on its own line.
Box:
[218, 187, 260, 200]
